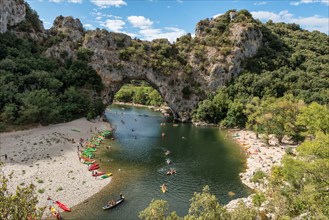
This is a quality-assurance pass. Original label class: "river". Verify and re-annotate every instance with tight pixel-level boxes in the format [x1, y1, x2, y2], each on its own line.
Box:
[64, 104, 250, 219]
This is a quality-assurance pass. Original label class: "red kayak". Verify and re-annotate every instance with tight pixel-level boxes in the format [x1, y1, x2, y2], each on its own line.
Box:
[89, 165, 99, 171]
[56, 201, 71, 212]
[92, 171, 105, 177]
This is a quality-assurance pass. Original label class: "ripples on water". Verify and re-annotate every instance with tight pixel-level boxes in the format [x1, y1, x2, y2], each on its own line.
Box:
[64, 104, 250, 220]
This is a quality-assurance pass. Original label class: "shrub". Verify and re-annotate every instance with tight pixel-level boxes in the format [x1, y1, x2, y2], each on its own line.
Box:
[251, 170, 266, 183]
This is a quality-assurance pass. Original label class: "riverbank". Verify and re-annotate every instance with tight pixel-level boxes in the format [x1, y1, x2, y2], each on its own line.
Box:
[112, 101, 171, 116]
[0, 118, 112, 213]
[225, 130, 297, 209]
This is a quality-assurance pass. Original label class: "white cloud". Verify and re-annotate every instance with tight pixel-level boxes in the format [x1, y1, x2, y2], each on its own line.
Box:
[212, 13, 222, 19]
[101, 19, 125, 32]
[177, 0, 183, 3]
[49, 0, 82, 3]
[84, 24, 94, 29]
[127, 16, 153, 29]
[68, 0, 82, 3]
[254, 1, 268, 5]
[251, 10, 329, 34]
[290, 0, 329, 6]
[90, 0, 127, 8]
[41, 19, 52, 29]
[121, 31, 138, 38]
[139, 27, 186, 42]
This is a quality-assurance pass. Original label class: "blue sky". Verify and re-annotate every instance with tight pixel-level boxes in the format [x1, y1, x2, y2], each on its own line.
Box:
[27, 0, 329, 42]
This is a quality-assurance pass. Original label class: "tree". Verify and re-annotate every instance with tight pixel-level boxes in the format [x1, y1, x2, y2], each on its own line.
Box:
[0, 164, 44, 220]
[19, 89, 61, 124]
[266, 133, 329, 218]
[221, 99, 246, 128]
[297, 102, 329, 137]
[186, 185, 228, 220]
[1, 103, 18, 124]
[139, 199, 179, 220]
[245, 96, 262, 138]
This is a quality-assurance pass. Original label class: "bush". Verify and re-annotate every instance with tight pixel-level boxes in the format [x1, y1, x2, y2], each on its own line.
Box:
[252, 192, 266, 207]
[251, 170, 266, 183]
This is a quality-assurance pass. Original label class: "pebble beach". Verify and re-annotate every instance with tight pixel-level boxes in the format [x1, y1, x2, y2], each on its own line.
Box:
[225, 129, 297, 209]
[0, 118, 112, 213]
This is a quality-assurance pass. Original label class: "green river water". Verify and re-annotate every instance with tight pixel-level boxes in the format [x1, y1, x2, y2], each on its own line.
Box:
[63, 104, 250, 219]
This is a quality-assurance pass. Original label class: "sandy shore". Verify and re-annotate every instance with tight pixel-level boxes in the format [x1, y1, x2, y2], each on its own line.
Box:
[225, 130, 297, 209]
[0, 118, 112, 212]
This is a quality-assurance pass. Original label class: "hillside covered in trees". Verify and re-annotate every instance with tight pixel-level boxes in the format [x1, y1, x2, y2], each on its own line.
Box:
[193, 20, 329, 128]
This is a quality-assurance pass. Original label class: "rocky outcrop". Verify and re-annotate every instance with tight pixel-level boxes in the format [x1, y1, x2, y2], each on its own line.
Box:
[0, 0, 26, 33]
[45, 10, 262, 121]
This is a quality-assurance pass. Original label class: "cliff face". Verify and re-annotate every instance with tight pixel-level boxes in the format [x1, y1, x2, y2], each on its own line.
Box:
[0, 1, 263, 121]
[0, 0, 26, 33]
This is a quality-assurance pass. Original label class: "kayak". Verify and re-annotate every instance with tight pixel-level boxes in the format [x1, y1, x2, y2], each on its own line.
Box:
[83, 160, 96, 164]
[161, 184, 167, 193]
[100, 173, 112, 179]
[89, 165, 99, 171]
[55, 201, 71, 212]
[83, 148, 96, 152]
[102, 197, 124, 210]
[166, 159, 172, 164]
[51, 207, 61, 219]
[81, 157, 94, 162]
[92, 171, 105, 177]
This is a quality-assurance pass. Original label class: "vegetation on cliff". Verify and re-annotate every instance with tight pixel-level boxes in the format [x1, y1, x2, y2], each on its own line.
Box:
[0, 32, 105, 131]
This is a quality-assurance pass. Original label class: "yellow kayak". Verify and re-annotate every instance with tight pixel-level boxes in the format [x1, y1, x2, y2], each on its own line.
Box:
[161, 184, 167, 193]
[51, 207, 61, 219]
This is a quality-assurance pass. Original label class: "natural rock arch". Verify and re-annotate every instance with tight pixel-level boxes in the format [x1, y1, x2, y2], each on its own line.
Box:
[44, 11, 262, 121]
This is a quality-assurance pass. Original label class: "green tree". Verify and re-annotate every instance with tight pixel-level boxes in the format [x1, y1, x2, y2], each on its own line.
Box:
[221, 99, 246, 128]
[139, 199, 180, 220]
[297, 102, 329, 137]
[1, 103, 18, 124]
[19, 89, 61, 124]
[0, 165, 44, 220]
[244, 97, 262, 138]
[186, 185, 228, 220]
[267, 133, 329, 218]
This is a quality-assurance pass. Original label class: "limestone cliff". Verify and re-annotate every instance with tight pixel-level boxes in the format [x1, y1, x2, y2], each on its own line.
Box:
[0, 0, 26, 33]
[0, 1, 263, 121]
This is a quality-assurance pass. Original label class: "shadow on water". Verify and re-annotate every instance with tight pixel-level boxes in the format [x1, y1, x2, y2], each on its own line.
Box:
[63, 104, 251, 220]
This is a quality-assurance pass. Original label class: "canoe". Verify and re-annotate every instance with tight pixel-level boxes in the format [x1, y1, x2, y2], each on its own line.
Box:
[102, 197, 125, 210]
[81, 157, 94, 162]
[51, 207, 61, 219]
[100, 173, 112, 179]
[56, 201, 71, 212]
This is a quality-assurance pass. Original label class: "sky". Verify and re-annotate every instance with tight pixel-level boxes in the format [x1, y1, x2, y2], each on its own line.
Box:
[26, 0, 329, 42]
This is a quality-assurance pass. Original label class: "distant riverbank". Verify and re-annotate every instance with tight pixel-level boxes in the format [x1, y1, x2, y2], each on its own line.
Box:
[225, 130, 297, 209]
[0, 118, 112, 216]
[112, 101, 171, 116]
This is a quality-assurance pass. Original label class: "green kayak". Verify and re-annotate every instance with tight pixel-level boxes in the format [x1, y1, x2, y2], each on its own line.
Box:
[100, 173, 113, 179]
